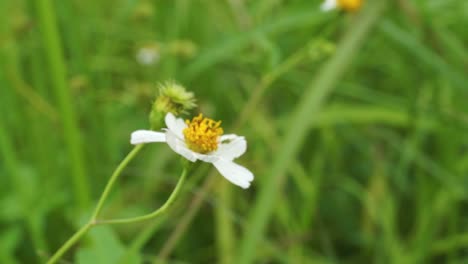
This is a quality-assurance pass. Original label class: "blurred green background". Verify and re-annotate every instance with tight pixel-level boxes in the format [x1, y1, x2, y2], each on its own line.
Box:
[1, 0, 468, 263]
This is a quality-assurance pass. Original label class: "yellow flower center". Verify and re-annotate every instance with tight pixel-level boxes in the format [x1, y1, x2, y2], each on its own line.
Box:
[338, 0, 363, 11]
[183, 114, 223, 154]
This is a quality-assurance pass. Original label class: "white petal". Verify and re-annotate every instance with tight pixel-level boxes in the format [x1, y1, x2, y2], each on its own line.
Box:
[215, 136, 247, 161]
[165, 129, 198, 162]
[213, 159, 253, 189]
[321, 0, 338, 11]
[165, 112, 187, 139]
[196, 153, 220, 163]
[220, 134, 238, 141]
[195, 135, 246, 163]
[131, 130, 166, 145]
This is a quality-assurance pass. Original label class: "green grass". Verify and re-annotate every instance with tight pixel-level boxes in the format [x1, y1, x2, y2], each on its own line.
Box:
[1, 0, 468, 263]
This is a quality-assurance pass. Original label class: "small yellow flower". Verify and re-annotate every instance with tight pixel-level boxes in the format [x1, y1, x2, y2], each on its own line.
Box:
[321, 0, 363, 12]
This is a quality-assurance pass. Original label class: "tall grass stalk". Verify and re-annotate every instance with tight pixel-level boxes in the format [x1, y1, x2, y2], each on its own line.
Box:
[236, 1, 388, 262]
[34, 0, 90, 210]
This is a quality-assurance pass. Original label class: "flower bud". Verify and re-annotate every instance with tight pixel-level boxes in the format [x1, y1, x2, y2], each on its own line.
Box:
[149, 82, 196, 130]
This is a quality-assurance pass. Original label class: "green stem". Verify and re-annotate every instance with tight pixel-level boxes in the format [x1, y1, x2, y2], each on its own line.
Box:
[46, 223, 93, 264]
[35, 0, 90, 211]
[47, 148, 188, 264]
[95, 168, 188, 225]
[91, 144, 145, 220]
[47, 145, 143, 264]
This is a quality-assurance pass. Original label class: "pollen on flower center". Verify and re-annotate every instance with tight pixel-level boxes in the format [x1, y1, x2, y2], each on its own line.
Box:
[183, 114, 223, 154]
[338, 0, 362, 11]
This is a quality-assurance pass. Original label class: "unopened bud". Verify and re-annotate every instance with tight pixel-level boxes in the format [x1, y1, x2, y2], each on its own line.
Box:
[149, 82, 196, 130]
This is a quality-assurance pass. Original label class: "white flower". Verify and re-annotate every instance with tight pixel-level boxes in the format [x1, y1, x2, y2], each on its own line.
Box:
[321, 0, 338, 11]
[136, 46, 160, 66]
[130, 113, 254, 189]
[321, 0, 363, 12]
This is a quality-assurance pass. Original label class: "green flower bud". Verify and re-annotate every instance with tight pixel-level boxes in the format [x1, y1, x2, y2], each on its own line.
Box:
[149, 81, 196, 130]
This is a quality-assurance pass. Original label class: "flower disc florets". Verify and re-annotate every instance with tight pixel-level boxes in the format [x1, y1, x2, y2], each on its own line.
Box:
[338, 0, 362, 11]
[183, 114, 223, 154]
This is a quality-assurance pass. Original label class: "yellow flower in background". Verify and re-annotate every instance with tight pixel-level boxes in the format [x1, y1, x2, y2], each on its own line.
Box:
[131, 113, 254, 189]
[321, 0, 363, 12]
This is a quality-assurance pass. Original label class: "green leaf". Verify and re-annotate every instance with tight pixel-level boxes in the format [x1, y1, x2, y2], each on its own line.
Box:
[76, 226, 140, 264]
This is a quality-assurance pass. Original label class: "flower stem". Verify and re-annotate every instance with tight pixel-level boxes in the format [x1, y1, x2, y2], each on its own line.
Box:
[91, 144, 145, 221]
[95, 167, 188, 225]
[35, 0, 90, 211]
[47, 145, 144, 264]
[46, 223, 92, 264]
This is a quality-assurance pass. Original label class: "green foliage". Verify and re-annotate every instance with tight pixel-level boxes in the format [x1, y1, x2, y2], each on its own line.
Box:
[0, 0, 467, 263]
[76, 226, 140, 264]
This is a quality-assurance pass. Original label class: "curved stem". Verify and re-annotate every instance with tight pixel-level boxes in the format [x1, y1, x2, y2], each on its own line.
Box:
[46, 223, 92, 264]
[47, 145, 144, 264]
[96, 168, 188, 225]
[91, 144, 144, 220]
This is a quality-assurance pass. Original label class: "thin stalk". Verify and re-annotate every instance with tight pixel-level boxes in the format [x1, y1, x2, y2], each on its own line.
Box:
[47, 147, 188, 264]
[96, 168, 187, 225]
[46, 223, 92, 264]
[91, 145, 145, 220]
[47, 145, 144, 264]
[34, 0, 90, 210]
